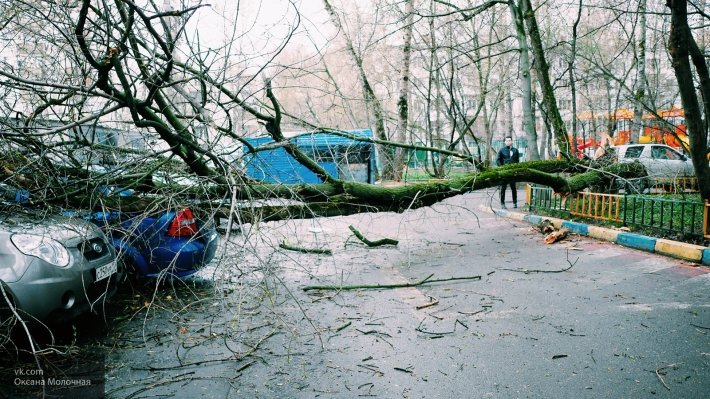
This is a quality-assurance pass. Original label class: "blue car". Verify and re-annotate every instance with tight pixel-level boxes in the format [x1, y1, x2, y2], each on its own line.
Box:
[88, 208, 220, 279]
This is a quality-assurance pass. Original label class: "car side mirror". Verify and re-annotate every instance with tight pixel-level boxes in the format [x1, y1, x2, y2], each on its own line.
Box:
[680, 154, 688, 161]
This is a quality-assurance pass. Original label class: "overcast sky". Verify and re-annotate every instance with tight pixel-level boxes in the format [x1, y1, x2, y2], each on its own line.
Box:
[184, 0, 332, 52]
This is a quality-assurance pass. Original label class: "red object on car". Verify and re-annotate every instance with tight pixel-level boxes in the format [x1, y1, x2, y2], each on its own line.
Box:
[166, 208, 198, 237]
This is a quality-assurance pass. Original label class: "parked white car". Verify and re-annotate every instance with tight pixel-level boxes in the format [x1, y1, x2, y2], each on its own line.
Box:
[611, 144, 695, 193]
[614, 144, 694, 178]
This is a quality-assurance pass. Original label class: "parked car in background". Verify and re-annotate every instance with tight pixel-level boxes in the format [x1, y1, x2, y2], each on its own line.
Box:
[613, 144, 695, 192]
[614, 144, 695, 178]
[87, 208, 219, 279]
[0, 210, 121, 337]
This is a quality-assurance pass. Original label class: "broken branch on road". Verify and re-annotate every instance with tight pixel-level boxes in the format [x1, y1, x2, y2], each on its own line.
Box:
[302, 273, 482, 292]
[498, 249, 579, 274]
[416, 296, 439, 310]
[279, 241, 332, 255]
[544, 227, 569, 244]
[348, 225, 399, 247]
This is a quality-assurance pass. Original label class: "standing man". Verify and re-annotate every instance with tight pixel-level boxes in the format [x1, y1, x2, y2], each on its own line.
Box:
[496, 136, 520, 208]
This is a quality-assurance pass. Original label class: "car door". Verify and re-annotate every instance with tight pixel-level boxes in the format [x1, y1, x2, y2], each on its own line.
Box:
[650, 145, 693, 177]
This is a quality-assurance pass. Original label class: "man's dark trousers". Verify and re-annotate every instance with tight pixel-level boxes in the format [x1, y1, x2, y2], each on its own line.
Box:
[500, 182, 517, 206]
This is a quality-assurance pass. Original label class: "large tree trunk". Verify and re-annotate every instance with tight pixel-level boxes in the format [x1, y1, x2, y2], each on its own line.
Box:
[520, 0, 570, 157]
[568, 0, 583, 158]
[47, 160, 645, 221]
[505, 89, 514, 138]
[394, 0, 415, 181]
[666, 0, 710, 202]
[509, 0, 540, 160]
[631, 0, 647, 144]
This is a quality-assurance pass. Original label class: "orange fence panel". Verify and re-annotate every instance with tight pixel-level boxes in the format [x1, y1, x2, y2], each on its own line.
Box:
[649, 177, 699, 193]
[568, 192, 623, 222]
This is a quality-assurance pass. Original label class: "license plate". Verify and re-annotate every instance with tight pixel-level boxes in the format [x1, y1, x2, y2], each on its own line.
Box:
[95, 261, 117, 282]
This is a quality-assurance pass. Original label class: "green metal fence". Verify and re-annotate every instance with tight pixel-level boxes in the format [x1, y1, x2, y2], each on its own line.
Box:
[622, 195, 704, 237]
[527, 185, 705, 238]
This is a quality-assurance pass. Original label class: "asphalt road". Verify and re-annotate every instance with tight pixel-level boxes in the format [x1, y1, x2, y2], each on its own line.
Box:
[4, 190, 708, 398]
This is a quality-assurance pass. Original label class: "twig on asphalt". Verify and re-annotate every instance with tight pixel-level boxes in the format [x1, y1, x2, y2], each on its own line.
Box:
[279, 241, 332, 255]
[415, 318, 467, 336]
[356, 329, 394, 348]
[655, 363, 679, 391]
[656, 368, 671, 390]
[498, 249, 579, 274]
[457, 309, 487, 316]
[348, 225, 399, 247]
[355, 329, 391, 337]
[415, 322, 454, 335]
[302, 273, 482, 292]
[690, 323, 710, 330]
[416, 296, 439, 310]
[236, 360, 257, 372]
[335, 321, 352, 332]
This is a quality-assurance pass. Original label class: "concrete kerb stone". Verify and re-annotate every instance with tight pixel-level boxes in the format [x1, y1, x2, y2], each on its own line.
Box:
[655, 239, 705, 262]
[561, 221, 589, 236]
[479, 204, 710, 266]
[616, 232, 657, 253]
[588, 225, 619, 242]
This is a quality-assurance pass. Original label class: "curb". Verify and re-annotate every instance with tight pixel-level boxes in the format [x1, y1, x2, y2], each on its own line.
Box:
[480, 204, 709, 266]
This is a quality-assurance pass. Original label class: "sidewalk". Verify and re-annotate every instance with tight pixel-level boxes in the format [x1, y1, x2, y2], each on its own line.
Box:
[480, 203, 710, 266]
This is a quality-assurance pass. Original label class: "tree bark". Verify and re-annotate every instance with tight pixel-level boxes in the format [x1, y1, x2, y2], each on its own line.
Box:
[666, 0, 710, 202]
[520, 0, 570, 157]
[568, 0, 583, 158]
[43, 160, 645, 222]
[394, 0, 415, 181]
[632, 0, 647, 144]
[509, 0, 540, 160]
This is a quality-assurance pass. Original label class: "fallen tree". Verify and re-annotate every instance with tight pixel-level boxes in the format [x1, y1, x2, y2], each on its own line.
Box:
[1, 154, 645, 223]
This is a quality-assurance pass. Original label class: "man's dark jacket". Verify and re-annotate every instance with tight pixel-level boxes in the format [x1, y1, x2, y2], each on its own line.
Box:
[496, 146, 520, 166]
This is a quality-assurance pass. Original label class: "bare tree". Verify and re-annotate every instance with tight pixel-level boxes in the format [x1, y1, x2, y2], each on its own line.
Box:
[508, 0, 540, 160]
[321, 0, 393, 179]
[0, 0, 651, 220]
[631, 0, 648, 144]
[666, 0, 710, 200]
[520, 0, 570, 156]
[393, 0, 415, 180]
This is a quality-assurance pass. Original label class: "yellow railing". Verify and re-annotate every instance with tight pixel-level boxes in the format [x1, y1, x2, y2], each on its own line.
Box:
[568, 192, 624, 222]
[704, 200, 710, 239]
[649, 177, 699, 193]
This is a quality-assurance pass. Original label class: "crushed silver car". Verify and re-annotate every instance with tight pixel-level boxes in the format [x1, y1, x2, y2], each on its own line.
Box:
[0, 211, 122, 335]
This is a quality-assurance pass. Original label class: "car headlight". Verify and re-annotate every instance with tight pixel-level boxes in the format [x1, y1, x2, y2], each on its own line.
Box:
[10, 234, 70, 267]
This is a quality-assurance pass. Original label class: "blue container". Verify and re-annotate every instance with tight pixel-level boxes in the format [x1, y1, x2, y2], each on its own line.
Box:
[244, 129, 376, 184]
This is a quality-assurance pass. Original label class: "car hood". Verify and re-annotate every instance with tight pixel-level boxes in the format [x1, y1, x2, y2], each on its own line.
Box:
[0, 213, 101, 245]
